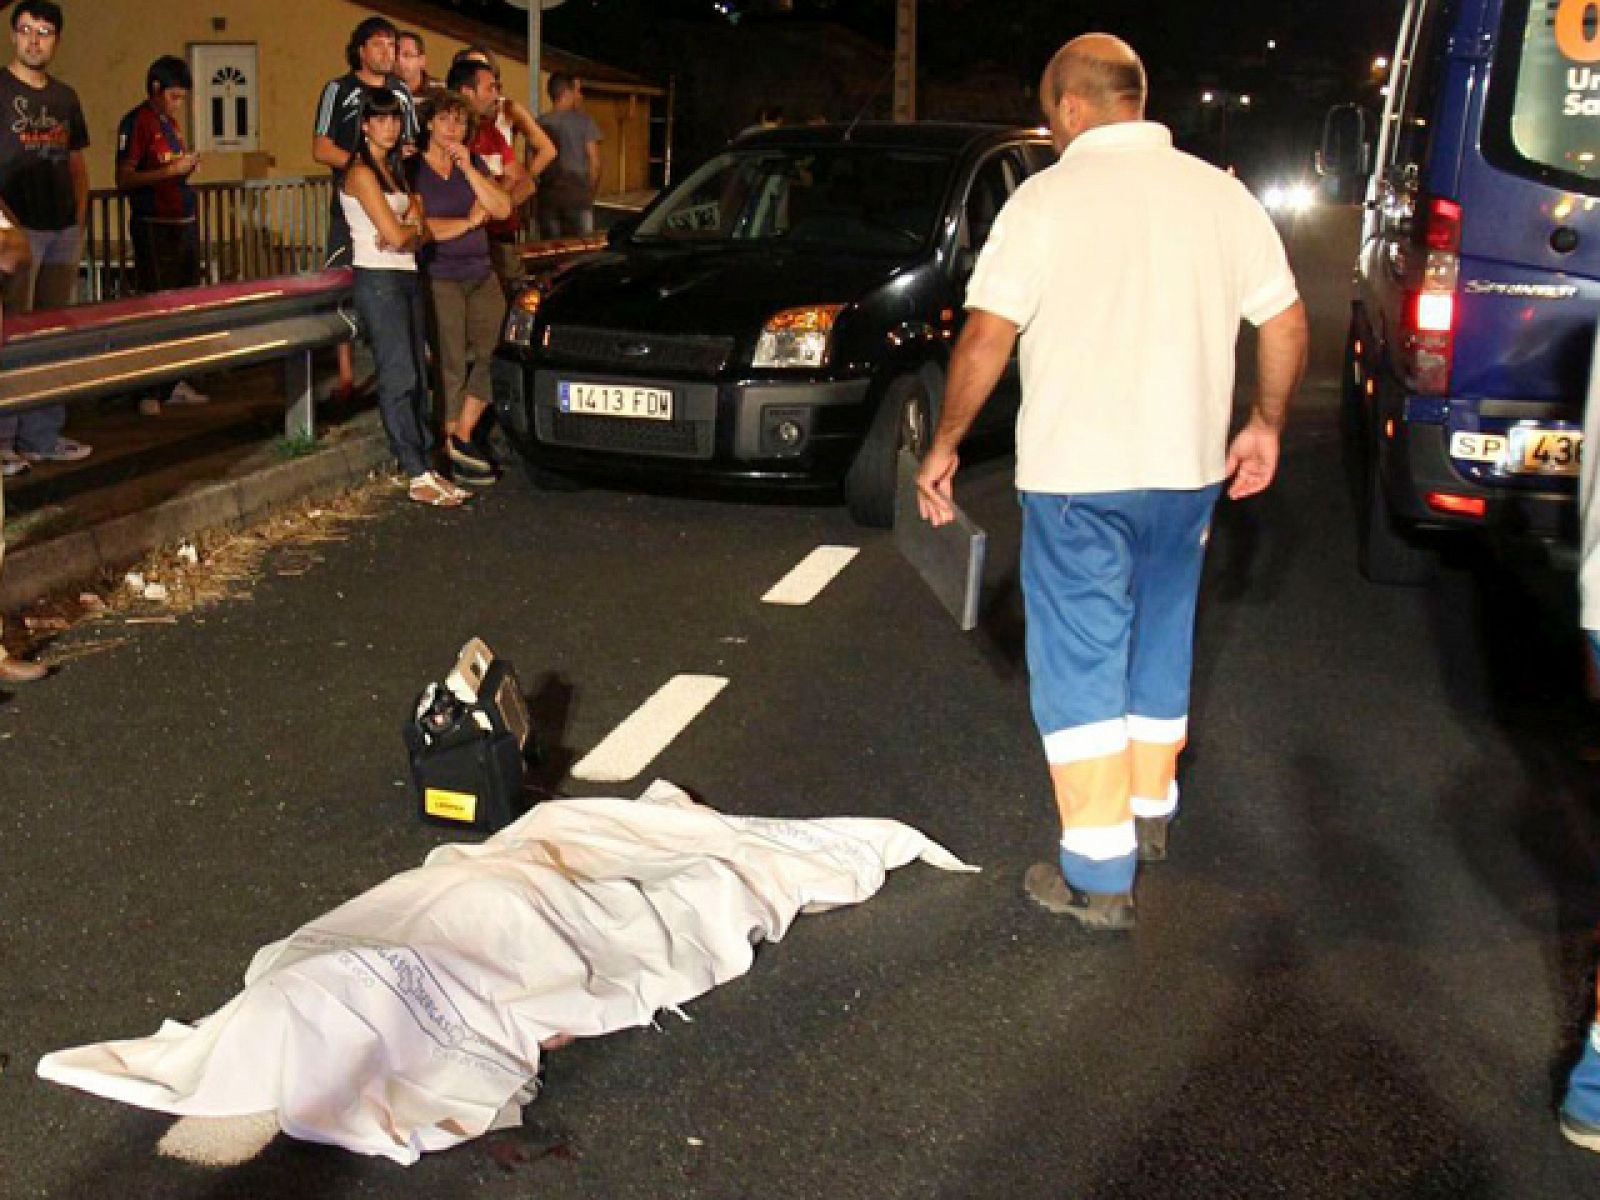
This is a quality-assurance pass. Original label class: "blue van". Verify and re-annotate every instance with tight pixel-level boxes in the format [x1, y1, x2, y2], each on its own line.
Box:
[1326, 0, 1600, 581]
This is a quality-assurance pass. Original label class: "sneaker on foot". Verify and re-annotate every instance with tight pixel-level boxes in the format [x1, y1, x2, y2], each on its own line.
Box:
[0, 448, 29, 477]
[167, 380, 210, 405]
[1023, 863, 1136, 931]
[21, 437, 91, 464]
[1561, 1110, 1600, 1153]
[453, 462, 500, 488]
[448, 434, 494, 474]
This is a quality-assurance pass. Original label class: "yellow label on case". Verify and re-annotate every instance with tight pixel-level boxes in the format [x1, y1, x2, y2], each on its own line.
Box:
[424, 787, 478, 822]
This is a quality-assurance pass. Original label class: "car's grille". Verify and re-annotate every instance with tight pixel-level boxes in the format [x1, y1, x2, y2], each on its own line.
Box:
[546, 411, 713, 459]
[544, 325, 735, 376]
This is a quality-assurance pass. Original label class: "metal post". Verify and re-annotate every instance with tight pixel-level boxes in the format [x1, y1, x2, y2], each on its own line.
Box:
[284, 347, 315, 441]
[893, 0, 916, 122]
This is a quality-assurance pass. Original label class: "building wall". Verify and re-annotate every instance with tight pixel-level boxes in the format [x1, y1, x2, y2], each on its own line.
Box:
[47, 0, 651, 195]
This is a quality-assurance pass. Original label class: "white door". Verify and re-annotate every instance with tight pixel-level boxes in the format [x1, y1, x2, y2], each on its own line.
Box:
[190, 44, 259, 154]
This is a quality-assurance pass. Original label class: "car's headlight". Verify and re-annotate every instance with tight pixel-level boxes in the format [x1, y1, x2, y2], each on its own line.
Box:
[753, 304, 845, 369]
[503, 284, 544, 347]
[1284, 183, 1316, 214]
[1262, 182, 1316, 216]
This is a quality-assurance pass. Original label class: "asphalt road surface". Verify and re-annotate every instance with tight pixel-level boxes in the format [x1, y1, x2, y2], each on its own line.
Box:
[3, 206, 1599, 1198]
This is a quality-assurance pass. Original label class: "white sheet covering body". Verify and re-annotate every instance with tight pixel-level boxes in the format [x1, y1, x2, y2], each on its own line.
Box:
[38, 783, 974, 1164]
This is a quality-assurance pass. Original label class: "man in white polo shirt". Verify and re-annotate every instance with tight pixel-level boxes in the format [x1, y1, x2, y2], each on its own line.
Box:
[916, 33, 1307, 931]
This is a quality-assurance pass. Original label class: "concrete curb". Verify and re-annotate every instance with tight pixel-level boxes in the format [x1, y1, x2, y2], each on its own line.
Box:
[0, 429, 394, 612]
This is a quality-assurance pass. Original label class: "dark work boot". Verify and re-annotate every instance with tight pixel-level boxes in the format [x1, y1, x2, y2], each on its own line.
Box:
[1023, 863, 1136, 932]
[1135, 816, 1170, 863]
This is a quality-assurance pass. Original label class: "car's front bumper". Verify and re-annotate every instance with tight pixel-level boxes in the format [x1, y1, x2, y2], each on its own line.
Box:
[492, 352, 874, 486]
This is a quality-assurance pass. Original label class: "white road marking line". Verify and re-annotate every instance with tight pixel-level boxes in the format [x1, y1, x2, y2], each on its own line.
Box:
[572, 674, 729, 782]
[762, 545, 860, 606]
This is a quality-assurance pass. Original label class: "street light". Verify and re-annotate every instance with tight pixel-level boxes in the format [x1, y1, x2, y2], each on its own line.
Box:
[1200, 88, 1252, 165]
[1372, 55, 1390, 73]
[503, 0, 568, 117]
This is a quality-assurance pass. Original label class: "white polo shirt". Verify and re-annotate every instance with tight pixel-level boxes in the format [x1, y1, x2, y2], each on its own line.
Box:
[966, 121, 1299, 494]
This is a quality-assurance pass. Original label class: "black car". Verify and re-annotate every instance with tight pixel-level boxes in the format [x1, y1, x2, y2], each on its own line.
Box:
[491, 122, 1055, 525]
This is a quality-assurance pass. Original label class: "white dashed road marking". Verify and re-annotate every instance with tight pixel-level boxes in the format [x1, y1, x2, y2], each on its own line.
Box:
[761, 545, 860, 606]
[571, 674, 730, 782]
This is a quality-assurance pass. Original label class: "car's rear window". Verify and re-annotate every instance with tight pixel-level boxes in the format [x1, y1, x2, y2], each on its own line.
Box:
[1487, 0, 1600, 193]
[633, 147, 954, 255]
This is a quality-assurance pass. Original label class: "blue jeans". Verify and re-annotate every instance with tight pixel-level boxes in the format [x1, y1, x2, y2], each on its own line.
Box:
[1020, 485, 1221, 894]
[353, 268, 434, 478]
[0, 226, 80, 452]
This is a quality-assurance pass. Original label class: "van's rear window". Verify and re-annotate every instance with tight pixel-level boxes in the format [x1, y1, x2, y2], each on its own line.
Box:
[1488, 0, 1600, 192]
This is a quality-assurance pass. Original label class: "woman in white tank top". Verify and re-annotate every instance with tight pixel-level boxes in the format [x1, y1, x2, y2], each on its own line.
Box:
[343, 87, 467, 507]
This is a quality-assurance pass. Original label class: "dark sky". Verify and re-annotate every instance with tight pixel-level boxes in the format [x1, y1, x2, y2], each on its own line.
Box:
[440, 0, 1405, 83]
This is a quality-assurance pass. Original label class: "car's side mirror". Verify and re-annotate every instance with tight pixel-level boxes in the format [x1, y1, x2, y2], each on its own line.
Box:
[606, 215, 640, 249]
[1316, 104, 1373, 201]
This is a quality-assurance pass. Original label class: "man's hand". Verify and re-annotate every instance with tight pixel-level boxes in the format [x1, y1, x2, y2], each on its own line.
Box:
[916, 445, 961, 526]
[1224, 416, 1281, 500]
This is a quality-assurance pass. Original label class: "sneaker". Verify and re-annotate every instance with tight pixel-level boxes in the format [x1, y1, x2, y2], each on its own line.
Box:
[21, 437, 91, 464]
[1023, 863, 1136, 932]
[167, 381, 210, 406]
[448, 434, 494, 474]
[1562, 1110, 1600, 1153]
[453, 461, 500, 488]
[0, 448, 28, 477]
[1136, 816, 1170, 863]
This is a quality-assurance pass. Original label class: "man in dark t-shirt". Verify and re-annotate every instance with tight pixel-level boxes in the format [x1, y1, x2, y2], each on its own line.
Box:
[116, 55, 199, 291]
[536, 73, 602, 238]
[311, 15, 417, 402]
[117, 53, 208, 414]
[312, 17, 418, 269]
[0, 0, 90, 471]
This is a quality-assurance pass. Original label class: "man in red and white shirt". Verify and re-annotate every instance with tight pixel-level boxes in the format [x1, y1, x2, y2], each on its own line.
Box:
[451, 58, 536, 296]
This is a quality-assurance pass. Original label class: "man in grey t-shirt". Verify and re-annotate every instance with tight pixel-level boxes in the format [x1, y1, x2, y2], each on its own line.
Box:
[536, 73, 601, 237]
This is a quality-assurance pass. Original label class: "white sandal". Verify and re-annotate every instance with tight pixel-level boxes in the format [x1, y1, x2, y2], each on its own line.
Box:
[433, 471, 472, 503]
[408, 472, 465, 507]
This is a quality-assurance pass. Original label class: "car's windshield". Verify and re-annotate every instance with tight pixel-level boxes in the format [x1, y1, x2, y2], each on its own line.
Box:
[632, 146, 954, 254]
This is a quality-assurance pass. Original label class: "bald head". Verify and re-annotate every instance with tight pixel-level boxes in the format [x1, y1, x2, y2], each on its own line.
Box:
[1042, 34, 1147, 123]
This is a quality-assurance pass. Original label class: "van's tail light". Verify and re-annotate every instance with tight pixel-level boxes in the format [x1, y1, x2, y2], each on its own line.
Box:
[1400, 196, 1460, 394]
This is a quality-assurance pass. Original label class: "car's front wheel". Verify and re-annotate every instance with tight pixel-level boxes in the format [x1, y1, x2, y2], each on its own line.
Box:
[844, 375, 932, 528]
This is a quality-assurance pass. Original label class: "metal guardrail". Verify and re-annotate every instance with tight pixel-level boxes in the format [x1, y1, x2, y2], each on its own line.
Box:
[0, 271, 355, 439]
[0, 235, 610, 442]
